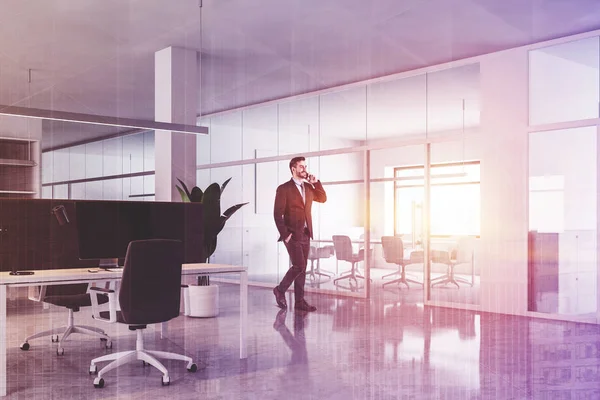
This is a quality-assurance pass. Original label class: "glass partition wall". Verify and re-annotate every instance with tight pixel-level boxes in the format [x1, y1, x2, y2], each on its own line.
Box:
[197, 61, 483, 303]
[528, 36, 600, 323]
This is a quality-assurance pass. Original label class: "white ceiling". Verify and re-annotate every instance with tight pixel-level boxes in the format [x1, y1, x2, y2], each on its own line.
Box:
[0, 0, 599, 149]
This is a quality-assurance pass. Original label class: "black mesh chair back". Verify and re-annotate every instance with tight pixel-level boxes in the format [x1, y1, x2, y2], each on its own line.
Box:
[119, 239, 183, 325]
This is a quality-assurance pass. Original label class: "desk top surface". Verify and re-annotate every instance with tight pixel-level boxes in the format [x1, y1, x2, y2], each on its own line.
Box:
[0, 263, 246, 286]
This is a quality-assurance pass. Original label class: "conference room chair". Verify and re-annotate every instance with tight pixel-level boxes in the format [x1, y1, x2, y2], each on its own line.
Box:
[332, 235, 372, 286]
[20, 283, 111, 355]
[425, 238, 475, 288]
[88, 239, 197, 388]
[447, 236, 476, 287]
[306, 245, 335, 283]
[381, 236, 423, 289]
[407, 249, 454, 286]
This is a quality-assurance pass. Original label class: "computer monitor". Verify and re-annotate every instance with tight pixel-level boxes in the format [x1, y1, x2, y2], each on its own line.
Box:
[75, 200, 203, 269]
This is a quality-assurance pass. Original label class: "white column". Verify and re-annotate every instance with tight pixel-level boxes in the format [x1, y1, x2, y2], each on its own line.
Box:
[155, 46, 198, 201]
[479, 49, 529, 316]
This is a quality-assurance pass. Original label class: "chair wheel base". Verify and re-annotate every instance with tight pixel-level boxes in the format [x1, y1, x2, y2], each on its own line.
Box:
[93, 377, 104, 388]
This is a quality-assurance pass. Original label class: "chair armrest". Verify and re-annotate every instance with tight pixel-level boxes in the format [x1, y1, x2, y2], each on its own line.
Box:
[89, 286, 117, 323]
[27, 285, 47, 302]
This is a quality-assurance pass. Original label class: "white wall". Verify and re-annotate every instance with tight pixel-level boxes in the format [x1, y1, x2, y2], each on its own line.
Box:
[479, 48, 529, 316]
[529, 36, 599, 125]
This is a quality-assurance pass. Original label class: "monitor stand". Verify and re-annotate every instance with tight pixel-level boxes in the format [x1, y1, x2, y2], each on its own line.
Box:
[99, 258, 119, 270]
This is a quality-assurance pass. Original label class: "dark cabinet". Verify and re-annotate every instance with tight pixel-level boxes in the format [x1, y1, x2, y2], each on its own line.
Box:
[528, 231, 559, 312]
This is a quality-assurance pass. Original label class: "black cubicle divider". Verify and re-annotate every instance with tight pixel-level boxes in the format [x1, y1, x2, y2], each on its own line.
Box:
[0, 199, 86, 272]
[0, 199, 204, 272]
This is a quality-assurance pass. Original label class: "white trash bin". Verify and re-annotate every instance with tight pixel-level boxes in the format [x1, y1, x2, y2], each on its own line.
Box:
[186, 284, 219, 318]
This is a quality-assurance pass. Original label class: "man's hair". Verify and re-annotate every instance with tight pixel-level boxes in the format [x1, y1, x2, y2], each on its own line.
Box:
[289, 156, 305, 173]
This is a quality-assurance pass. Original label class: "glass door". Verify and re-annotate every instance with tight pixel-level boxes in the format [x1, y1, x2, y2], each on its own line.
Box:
[370, 145, 426, 303]
[528, 126, 598, 320]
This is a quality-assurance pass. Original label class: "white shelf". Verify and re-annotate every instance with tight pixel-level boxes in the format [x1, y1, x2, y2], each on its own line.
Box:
[0, 158, 36, 167]
[0, 136, 37, 143]
[0, 138, 39, 198]
[0, 190, 36, 195]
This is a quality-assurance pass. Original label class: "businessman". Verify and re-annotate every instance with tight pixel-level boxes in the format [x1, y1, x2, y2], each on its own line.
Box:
[273, 156, 327, 312]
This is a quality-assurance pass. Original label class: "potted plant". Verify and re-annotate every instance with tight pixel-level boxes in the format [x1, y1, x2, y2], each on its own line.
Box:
[176, 177, 248, 317]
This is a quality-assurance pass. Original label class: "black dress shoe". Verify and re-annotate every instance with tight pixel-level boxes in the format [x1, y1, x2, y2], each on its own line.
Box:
[295, 299, 316, 312]
[273, 287, 287, 309]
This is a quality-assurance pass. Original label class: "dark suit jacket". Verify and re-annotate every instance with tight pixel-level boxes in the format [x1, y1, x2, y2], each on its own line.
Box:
[274, 179, 327, 241]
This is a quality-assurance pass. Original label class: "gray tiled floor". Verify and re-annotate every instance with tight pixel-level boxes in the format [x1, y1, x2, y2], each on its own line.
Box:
[4, 284, 600, 399]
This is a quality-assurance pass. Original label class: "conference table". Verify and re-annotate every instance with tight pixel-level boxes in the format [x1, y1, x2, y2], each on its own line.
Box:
[0, 263, 248, 397]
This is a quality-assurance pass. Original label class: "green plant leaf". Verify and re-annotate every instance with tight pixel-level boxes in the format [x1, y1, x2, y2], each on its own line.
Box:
[202, 183, 223, 251]
[204, 237, 218, 260]
[191, 179, 249, 262]
[189, 187, 204, 202]
[176, 178, 192, 200]
[176, 185, 190, 202]
[221, 177, 232, 193]
[223, 202, 248, 219]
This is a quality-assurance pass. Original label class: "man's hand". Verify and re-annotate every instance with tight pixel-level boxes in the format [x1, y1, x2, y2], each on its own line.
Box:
[307, 174, 317, 184]
[285, 233, 292, 243]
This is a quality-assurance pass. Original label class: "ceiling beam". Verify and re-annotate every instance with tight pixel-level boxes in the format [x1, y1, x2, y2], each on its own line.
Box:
[0, 105, 208, 135]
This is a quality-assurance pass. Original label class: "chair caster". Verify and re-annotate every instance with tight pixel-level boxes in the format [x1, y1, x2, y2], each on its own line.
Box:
[161, 375, 170, 386]
[51, 335, 59, 343]
[142, 361, 147, 367]
[104, 340, 112, 349]
[93, 377, 104, 388]
[19, 342, 30, 351]
[89, 364, 97, 375]
[56, 347, 64, 356]
[187, 363, 198, 372]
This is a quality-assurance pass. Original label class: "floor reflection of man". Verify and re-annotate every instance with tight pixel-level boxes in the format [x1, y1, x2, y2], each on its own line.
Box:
[273, 309, 308, 365]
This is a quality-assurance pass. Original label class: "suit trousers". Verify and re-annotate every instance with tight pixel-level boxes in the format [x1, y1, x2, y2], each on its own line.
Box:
[277, 228, 310, 302]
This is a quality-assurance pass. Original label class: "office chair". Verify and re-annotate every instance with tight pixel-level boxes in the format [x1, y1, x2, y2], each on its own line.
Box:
[406, 249, 452, 286]
[88, 239, 197, 388]
[332, 235, 371, 285]
[381, 236, 423, 288]
[306, 245, 334, 283]
[447, 236, 475, 287]
[19, 283, 111, 355]
[409, 249, 463, 288]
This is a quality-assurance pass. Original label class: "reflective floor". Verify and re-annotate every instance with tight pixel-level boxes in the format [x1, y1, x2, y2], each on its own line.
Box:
[4, 283, 600, 399]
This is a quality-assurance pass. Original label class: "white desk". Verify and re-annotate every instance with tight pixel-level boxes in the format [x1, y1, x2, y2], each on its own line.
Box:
[0, 263, 248, 397]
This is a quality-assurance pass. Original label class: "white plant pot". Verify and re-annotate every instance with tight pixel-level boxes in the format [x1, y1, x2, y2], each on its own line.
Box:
[185, 284, 219, 318]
